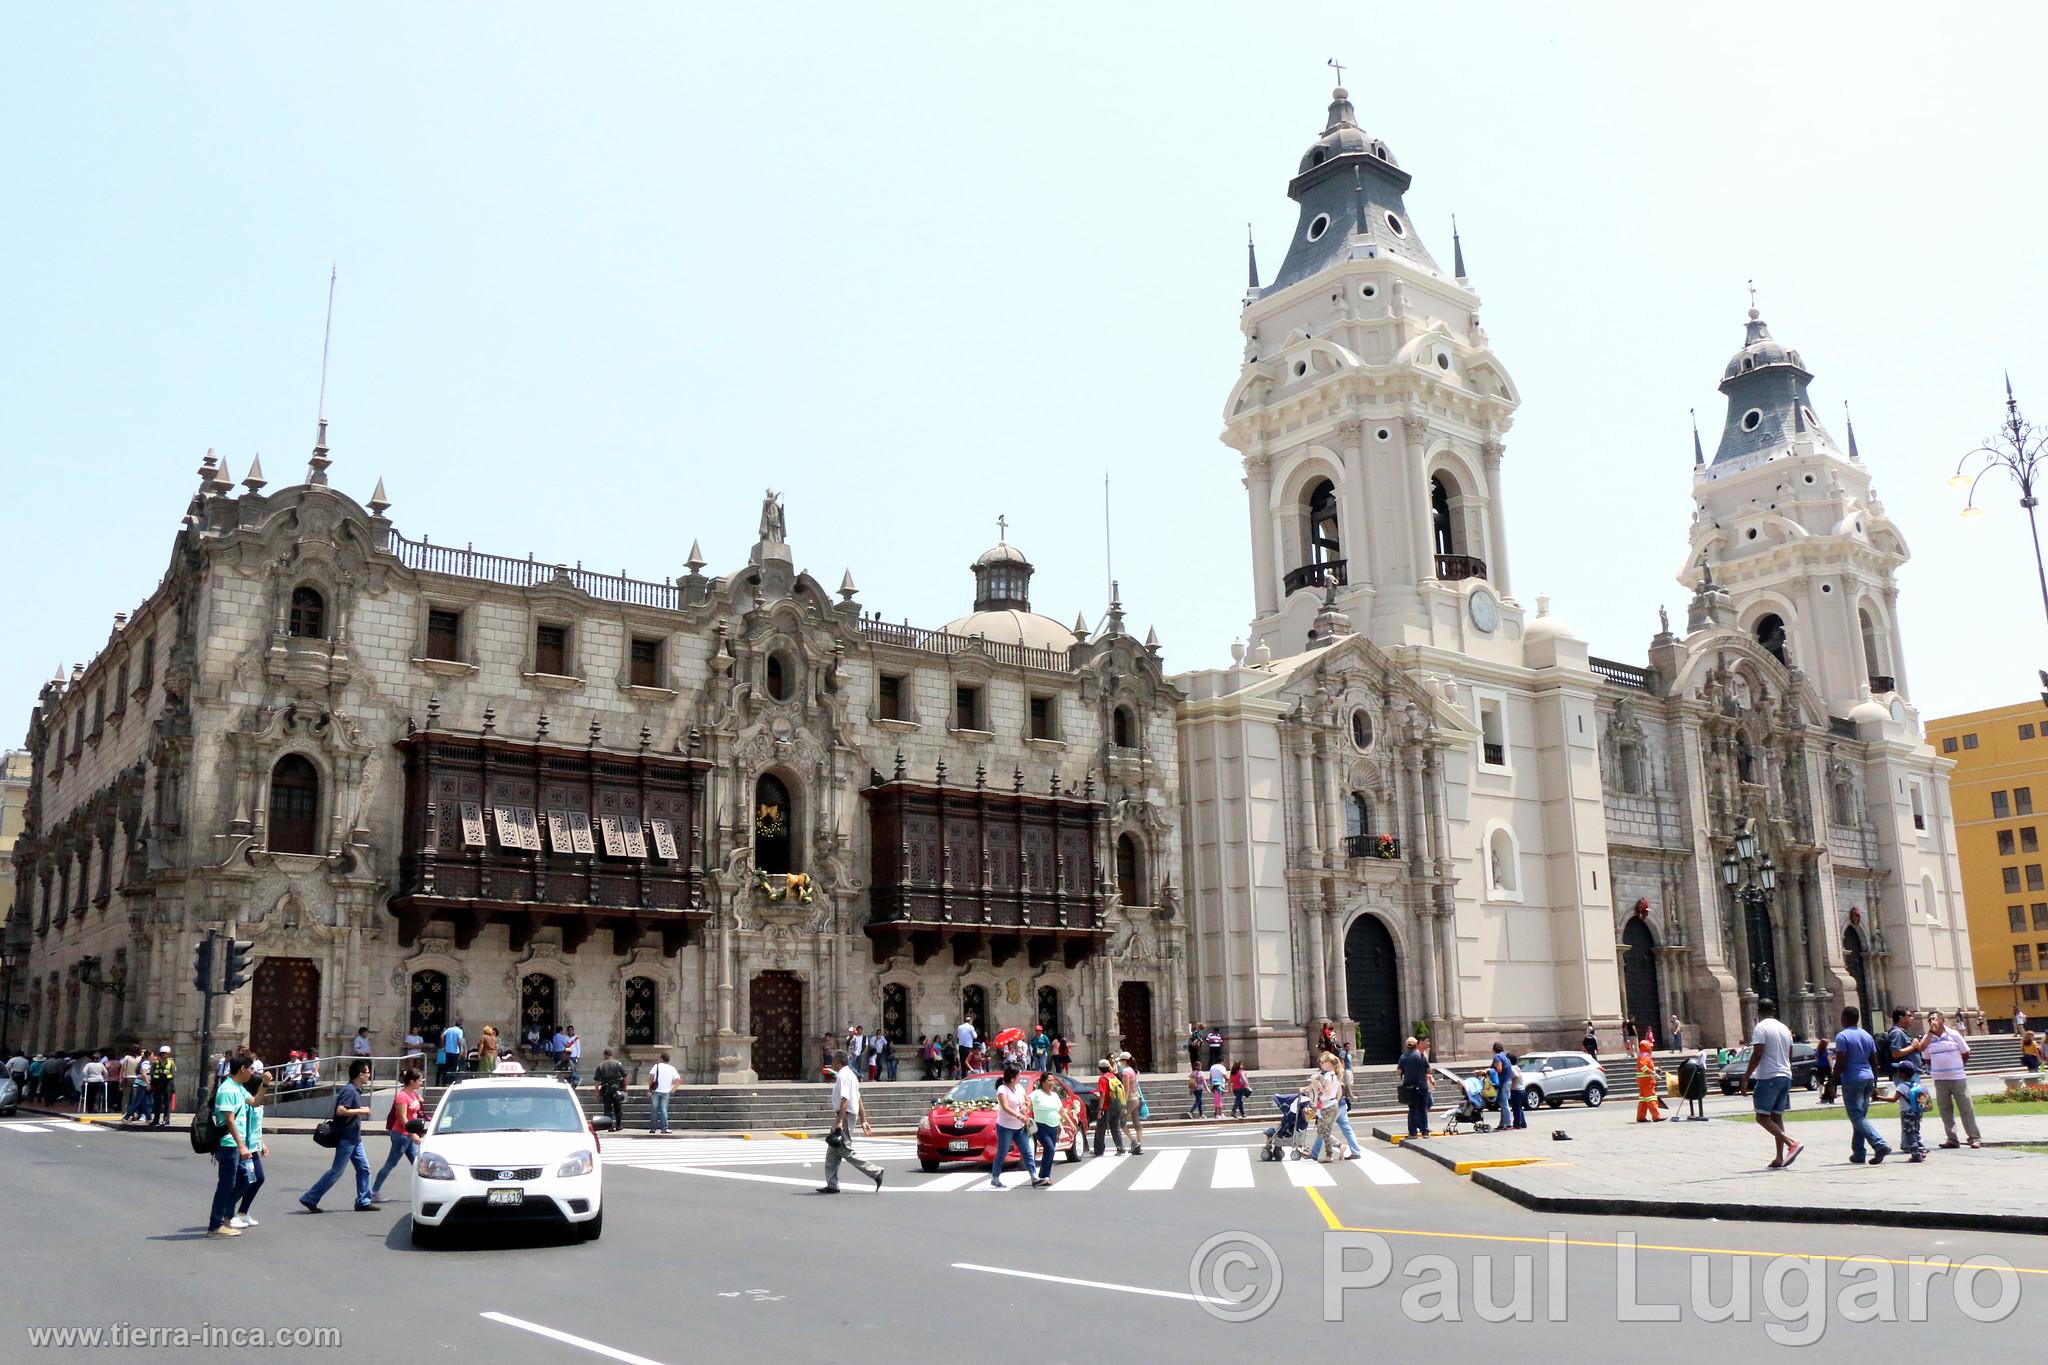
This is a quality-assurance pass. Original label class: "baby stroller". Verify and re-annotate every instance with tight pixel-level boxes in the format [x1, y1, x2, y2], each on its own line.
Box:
[1441, 1076, 1491, 1135]
[1262, 1092, 1311, 1161]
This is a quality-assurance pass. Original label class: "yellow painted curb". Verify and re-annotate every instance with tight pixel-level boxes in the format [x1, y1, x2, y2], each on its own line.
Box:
[779, 1131, 808, 1140]
[1451, 1157, 1546, 1176]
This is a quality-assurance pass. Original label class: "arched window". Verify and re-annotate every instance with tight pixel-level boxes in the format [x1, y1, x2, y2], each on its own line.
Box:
[408, 970, 448, 1039]
[1753, 612, 1788, 665]
[1617, 742, 1645, 795]
[765, 654, 790, 701]
[520, 973, 558, 1042]
[1116, 833, 1143, 905]
[754, 773, 795, 874]
[1486, 827, 1520, 899]
[288, 586, 326, 639]
[961, 985, 988, 1042]
[1306, 479, 1341, 564]
[623, 976, 659, 1046]
[1037, 985, 1061, 1037]
[1350, 708, 1373, 750]
[1832, 773, 1856, 828]
[1111, 705, 1136, 749]
[1431, 476, 1457, 557]
[267, 754, 321, 855]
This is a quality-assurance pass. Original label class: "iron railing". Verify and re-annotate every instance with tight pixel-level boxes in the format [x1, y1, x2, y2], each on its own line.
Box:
[388, 534, 680, 609]
[855, 618, 1076, 672]
[1590, 657, 1652, 690]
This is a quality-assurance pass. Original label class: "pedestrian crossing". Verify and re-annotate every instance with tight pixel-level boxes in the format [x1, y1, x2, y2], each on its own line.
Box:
[0, 1119, 105, 1134]
[601, 1137, 1419, 1192]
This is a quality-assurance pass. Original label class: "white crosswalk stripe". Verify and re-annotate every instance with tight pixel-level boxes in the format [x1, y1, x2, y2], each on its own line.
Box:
[1, 1121, 57, 1133]
[608, 1138, 1428, 1194]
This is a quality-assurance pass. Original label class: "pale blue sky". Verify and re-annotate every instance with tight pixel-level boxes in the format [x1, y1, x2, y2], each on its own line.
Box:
[5, 5, 2043, 730]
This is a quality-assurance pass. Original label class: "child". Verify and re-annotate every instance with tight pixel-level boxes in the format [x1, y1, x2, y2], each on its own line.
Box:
[1896, 1061, 1929, 1162]
[1185, 1065, 1207, 1117]
[1207, 1059, 1229, 1119]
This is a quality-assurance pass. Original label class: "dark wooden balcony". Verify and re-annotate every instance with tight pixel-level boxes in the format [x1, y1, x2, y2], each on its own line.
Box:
[862, 775, 1109, 969]
[1869, 674, 1896, 694]
[1434, 553, 1487, 582]
[1283, 559, 1347, 596]
[390, 729, 710, 957]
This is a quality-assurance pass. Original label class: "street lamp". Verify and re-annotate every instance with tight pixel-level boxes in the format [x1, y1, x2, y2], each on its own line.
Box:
[1953, 376, 2048, 633]
[1722, 820, 1781, 1016]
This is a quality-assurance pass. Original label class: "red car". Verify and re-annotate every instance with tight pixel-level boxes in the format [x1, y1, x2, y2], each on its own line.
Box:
[916, 1072, 1089, 1172]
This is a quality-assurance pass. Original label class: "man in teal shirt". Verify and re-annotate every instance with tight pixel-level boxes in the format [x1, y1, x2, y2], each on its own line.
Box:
[208, 1054, 256, 1237]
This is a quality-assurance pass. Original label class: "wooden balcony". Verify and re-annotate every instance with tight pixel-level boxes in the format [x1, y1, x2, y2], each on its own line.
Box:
[1434, 553, 1487, 582]
[1283, 559, 1347, 596]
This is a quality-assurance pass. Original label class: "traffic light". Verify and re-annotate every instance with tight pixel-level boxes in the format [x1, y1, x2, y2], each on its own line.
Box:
[193, 938, 215, 993]
[223, 940, 257, 993]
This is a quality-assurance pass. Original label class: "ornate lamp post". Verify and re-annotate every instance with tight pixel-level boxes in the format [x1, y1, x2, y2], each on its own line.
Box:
[1720, 820, 1779, 1023]
[1952, 377, 2048, 634]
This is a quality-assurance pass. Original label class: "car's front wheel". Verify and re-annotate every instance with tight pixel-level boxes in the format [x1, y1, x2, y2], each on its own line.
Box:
[1803, 1072, 1818, 1091]
[409, 1218, 440, 1249]
[919, 1157, 940, 1173]
[1065, 1142, 1081, 1164]
[1583, 1083, 1605, 1107]
[1523, 1088, 1544, 1110]
[580, 1209, 603, 1242]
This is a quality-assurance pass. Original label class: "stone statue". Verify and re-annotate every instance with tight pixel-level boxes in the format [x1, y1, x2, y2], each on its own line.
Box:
[1489, 842, 1505, 889]
[758, 489, 786, 544]
[1658, 605, 1670, 635]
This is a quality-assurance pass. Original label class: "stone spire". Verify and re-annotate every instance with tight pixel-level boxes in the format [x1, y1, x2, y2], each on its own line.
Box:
[242, 453, 267, 494]
[1452, 214, 1467, 281]
[307, 418, 331, 487]
[1691, 409, 1705, 468]
[1843, 402, 1862, 461]
[367, 477, 390, 516]
[1246, 223, 1260, 290]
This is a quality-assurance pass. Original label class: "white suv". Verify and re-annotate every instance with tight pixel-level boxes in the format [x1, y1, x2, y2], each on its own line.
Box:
[410, 1075, 614, 1246]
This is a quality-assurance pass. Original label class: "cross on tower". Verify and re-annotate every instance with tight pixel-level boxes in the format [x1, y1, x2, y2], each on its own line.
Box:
[1747, 278, 1758, 310]
[1327, 57, 1346, 86]
[996, 513, 1008, 543]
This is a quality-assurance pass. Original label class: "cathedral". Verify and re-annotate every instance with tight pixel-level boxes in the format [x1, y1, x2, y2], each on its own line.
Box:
[7, 86, 1977, 1088]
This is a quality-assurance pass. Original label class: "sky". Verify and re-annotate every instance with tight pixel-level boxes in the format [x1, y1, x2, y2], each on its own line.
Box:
[5, 5, 2045, 735]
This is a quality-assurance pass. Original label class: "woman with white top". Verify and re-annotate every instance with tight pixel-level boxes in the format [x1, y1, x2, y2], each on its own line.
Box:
[989, 1065, 1030, 1189]
[1027, 1072, 1066, 1188]
[1900, 1010, 1981, 1148]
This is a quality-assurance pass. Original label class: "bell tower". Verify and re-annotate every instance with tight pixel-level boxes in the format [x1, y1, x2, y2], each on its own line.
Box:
[1685, 307, 1914, 718]
[1223, 86, 1521, 659]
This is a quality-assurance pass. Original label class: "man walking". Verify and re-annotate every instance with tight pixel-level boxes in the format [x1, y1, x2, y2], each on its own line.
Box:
[563, 1026, 582, 1086]
[299, 1059, 375, 1213]
[1741, 999, 1805, 1169]
[953, 1017, 976, 1063]
[148, 1046, 175, 1126]
[595, 1049, 627, 1130]
[818, 1051, 884, 1194]
[1397, 1037, 1432, 1139]
[647, 1053, 679, 1134]
[1828, 1004, 1891, 1164]
[1582, 1021, 1599, 1057]
[1669, 1014, 1685, 1053]
[207, 1053, 257, 1238]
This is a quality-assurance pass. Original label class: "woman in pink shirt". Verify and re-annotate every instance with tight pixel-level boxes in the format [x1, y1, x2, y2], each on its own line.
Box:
[372, 1068, 427, 1199]
[1901, 1011, 1981, 1148]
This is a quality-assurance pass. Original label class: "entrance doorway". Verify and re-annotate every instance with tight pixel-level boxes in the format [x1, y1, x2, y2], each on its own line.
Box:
[1344, 916, 1401, 1064]
[1621, 916, 1661, 1038]
[249, 958, 320, 1064]
[1116, 982, 1153, 1072]
[749, 971, 804, 1080]
[519, 973, 558, 1050]
[1746, 902, 1780, 1007]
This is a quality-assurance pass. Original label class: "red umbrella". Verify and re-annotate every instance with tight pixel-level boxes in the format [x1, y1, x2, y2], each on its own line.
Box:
[990, 1027, 1024, 1048]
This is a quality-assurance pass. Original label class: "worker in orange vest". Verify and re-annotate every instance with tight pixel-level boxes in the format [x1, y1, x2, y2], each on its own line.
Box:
[1635, 1040, 1665, 1123]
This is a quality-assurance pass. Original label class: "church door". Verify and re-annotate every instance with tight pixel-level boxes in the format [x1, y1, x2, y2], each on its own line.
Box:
[248, 958, 320, 1065]
[1345, 916, 1402, 1064]
[749, 971, 803, 1081]
[1746, 902, 1780, 1007]
[1621, 917, 1661, 1038]
[1116, 982, 1153, 1073]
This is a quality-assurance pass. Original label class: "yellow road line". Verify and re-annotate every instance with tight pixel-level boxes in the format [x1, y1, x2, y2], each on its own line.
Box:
[1450, 1157, 1547, 1176]
[1301, 1188, 2048, 1275]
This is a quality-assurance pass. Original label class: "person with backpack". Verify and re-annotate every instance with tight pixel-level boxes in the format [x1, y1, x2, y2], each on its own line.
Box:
[1184, 1061, 1207, 1117]
[298, 1059, 375, 1212]
[206, 1053, 257, 1238]
[595, 1049, 628, 1129]
[229, 1070, 271, 1229]
[1091, 1059, 1126, 1155]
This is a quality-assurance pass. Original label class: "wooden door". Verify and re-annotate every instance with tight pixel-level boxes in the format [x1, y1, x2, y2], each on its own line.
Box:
[248, 958, 320, 1064]
[749, 971, 803, 1081]
[1116, 982, 1153, 1073]
[1344, 915, 1401, 1064]
[1622, 917, 1661, 1041]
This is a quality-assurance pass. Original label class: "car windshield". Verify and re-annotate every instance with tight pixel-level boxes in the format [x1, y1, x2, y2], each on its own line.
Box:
[942, 1078, 999, 1104]
[434, 1087, 585, 1135]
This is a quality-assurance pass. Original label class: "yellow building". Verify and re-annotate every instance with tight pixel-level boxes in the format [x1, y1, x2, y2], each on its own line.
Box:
[1925, 703, 2048, 1030]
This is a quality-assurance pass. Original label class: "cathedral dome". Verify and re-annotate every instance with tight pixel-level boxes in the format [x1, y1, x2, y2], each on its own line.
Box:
[1523, 595, 1572, 643]
[1297, 88, 1397, 174]
[1720, 310, 1808, 383]
[938, 608, 1078, 652]
[939, 533, 1077, 651]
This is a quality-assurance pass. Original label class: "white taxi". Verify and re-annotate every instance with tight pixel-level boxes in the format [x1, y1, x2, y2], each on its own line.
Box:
[410, 1074, 615, 1246]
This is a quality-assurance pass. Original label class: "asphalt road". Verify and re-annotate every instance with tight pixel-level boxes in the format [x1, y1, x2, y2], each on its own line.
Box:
[4, 1111, 2045, 1363]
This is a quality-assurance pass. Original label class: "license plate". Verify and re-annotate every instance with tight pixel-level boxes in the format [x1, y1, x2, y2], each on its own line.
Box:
[947, 1140, 970, 1153]
[487, 1187, 524, 1206]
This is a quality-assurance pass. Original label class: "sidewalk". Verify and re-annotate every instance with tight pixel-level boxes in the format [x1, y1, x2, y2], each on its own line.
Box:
[1373, 1099, 2048, 1235]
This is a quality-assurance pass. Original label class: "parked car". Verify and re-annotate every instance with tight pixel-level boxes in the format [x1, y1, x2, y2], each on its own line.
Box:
[1718, 1042, 1820, 1094]
[916, 1072, 1089, 1172]
[1513, 1051, 1607, 1109]
[0, 1076, 18, 1116]
[410, 1074, 615, 1247]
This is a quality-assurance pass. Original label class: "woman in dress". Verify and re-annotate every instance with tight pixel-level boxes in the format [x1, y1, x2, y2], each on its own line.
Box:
[477, 1025, 500, 1074]
[1028, 1071, 1066, 1187]
[989, 1065, 1030, 1189]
